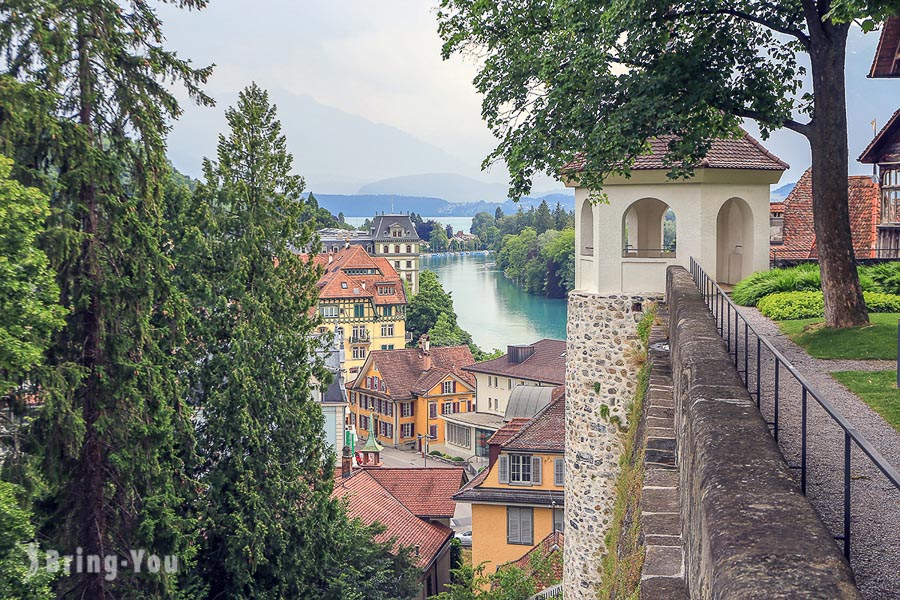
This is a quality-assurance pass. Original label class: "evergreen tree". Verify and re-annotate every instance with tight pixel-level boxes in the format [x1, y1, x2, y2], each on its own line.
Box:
[495, 207, 504, 221]
[186, 84, 344, 598]
[534, 200, 553, 235]
[0, 2, 211, 595]
[552, 203, 568, 231]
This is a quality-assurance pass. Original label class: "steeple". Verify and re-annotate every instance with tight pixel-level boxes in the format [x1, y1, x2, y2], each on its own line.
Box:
[359, 413, 384, 466]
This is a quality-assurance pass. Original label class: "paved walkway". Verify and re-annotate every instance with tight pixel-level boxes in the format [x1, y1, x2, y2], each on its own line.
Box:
[736, 307, 900, 600]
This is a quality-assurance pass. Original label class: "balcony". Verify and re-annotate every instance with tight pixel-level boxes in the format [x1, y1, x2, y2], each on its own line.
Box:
[350, 331, 371, 344]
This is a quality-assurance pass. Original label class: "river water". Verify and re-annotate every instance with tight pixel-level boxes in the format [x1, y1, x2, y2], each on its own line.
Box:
[422, 253, 567, 351]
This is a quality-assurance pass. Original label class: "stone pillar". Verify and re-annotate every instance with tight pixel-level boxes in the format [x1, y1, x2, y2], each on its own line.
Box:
[564, 292, 662, 600]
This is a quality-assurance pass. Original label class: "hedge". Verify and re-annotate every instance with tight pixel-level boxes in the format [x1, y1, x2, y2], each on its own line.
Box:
[732, 263, 883, 307]
[758, 290, 900, 320]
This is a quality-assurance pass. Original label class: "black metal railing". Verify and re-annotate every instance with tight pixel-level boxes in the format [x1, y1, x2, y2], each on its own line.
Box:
[689, 257, 900, 561]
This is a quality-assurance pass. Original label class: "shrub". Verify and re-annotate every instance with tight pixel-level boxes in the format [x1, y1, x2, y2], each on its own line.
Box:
[757, 291, 824, 320]
[758, 290, 900, 320]
[429, 450, 442, 456]
[451, 456, 465, 462]
[862, 262, 900, 295]
[732, 264, 821, 306]
[863, 291, 900, 313]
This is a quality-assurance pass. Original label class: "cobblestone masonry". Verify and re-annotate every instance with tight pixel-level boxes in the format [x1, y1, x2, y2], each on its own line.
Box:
[564, 292, 663, 600]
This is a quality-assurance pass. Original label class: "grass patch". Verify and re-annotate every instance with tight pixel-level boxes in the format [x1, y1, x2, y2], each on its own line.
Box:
[596, 307, 656, 600]
[778, 313, 900, 360]
[831, 371, 900, 432]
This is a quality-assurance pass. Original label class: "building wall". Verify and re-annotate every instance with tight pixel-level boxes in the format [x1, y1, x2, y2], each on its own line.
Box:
[574, 169, 776, 294]
[318, 298, 406, 380]
[377, 241, 420, 295]
[471, 503, 557, 575]
[482, 451, 566, 493]
[473, 372, 554, 416]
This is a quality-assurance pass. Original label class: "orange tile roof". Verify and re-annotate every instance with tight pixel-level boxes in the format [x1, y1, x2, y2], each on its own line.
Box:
[352, 346, 476, 400]
[775, 169, 881, 260]
[507, 531, 564, 588]
[333, 469, 453, 569]
[304, 245, 407, 305]
[562, 130, 788, 173]
[486, 418, 532, 447]
[366, 468, 465, 519]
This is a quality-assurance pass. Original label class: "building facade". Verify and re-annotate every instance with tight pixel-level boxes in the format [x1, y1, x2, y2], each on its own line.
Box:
[306, 245, 408, 380]
[347, 342, 476, 448]
[860, 109, 900, 258]
[319, 213, 422, 294]
[453, 395, 565, 576]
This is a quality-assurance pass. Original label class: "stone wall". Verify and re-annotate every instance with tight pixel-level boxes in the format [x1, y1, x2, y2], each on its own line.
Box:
[666, 266, 861, 599]
[564, 291, 663, 600]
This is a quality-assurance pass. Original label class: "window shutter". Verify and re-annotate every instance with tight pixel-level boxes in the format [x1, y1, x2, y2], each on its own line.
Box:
[452, 380, 457, 393]
[554, 458, 565, 486]
[521, 508, 533, 545]
[498, 455, 509, 484]
[507, 508, 519, 544]
[410, 402, 415, 416]
[532, 456, 542, 485]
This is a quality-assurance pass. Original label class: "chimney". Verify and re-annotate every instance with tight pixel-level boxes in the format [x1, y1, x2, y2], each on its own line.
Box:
[328, 255, 333, 264]
[341, 445, 352, 478]
[419, 334, 432, 371]
[414, 544, 420, 558]
[361, 282, 366, 290]
[507, 344, 535, 365]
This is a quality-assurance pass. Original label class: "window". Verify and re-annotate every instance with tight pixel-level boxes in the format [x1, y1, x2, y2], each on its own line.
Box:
[508, 378, 512, 390]
[359, 415, 368, 431]
[487, 377, 492, 388]
[406, 245, 412, 253]
[352, 325, 366, 339]
[380, 344, 394, 350]
[401, 423, 414, 438]
[354, 304, 365, 318]
[554, 458, 565, 487]
[401, 402, 414, 417]
[394, 244, 400, 253]
[442, 402, 455, 415]
[447, 423, 471, 448]
[382, 305, 393, 316]
[553, 509, 564, 532]
[406, 260, 412, 268]
[349, 392, 356, 406]
[383, 245, 390, 253]
[507, 507, 534, 545]
[341, 282, 348, 289]
[322, 305, 338, 318]
[429, 424, 438, 439]
[381, 323, 394, 337]
[405, 273, 412, 282]
[429, 403, 437, 419]
[442, 380, 456, 394]
[394, 261, 401, 268]
[352, 347, 365, 360]
[499, 454, 542, 485]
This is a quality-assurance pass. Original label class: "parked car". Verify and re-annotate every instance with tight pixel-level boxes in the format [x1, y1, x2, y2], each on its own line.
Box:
[455, 530, 472, 547]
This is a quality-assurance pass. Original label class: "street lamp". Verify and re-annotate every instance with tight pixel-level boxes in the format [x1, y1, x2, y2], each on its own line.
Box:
[417, 433, 436, 467]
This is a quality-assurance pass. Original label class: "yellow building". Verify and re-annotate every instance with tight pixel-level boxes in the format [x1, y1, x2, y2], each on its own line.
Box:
[307, 245, 408, 380]
[453, 391, 565, 574]
[347, 341, 476, 448]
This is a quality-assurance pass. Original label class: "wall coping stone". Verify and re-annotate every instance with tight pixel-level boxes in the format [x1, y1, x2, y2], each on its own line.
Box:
[666, 266, 861, 599]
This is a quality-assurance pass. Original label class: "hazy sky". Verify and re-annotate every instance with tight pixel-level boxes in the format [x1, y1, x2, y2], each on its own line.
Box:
[158, 1, 897, 189]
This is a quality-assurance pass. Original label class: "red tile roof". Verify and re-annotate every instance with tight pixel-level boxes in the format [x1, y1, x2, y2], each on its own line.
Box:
[333, 469, 453, 569]
[486, 418, 532, 447]
[562, 130, 788, 174]
[366, 468, 465, 519]
[351, 346, 476, 400]
[303, 245, 407, 305]
[869, 17, 900, 78]
[502, 395, 565, 453]
[509, 531, 564, 587]
[858, 108, 900, 164]
[775, 169, 881, 260]
[770, 202, 785, 216]
[464, 339, 566, 385]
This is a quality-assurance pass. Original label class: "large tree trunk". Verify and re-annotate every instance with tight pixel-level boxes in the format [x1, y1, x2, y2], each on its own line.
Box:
[806, 18, 869, 328]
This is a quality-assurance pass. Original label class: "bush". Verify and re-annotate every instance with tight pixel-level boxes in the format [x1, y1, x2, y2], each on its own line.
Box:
[451, 456, 465, 462]
[863, 291, 900, 313]
[429, 450, 442, 456]
[758, 290, 900, 320]
[733, 263, 883, 306]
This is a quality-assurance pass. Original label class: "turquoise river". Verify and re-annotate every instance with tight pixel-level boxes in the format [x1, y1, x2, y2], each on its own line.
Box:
[421, 253, 568, 351]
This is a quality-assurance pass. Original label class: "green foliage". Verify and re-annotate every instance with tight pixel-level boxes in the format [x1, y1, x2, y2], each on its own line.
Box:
[732, 264, 824, 306]
[0, 156, 66, 395]
[759, 290, 900, 320]
[406, 270, 457, 341]
[451, 456, 465, 462]
[0, 481, 54, 599]
[864, 262, 900, 295]
[779, 313, 900, 360]
[495, 226, 576, 298]
[433, 548, 561, 600]
[429, 450, 443, 456]
[430, 312, 473, 348]
[636, 307, 656, 347]
[831, 370, 899, 432]
[430, 223, 451, 252]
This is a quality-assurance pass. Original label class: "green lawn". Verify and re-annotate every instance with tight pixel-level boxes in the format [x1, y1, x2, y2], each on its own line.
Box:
[831, 371, 900, 432]
[777, 313, 900, 360]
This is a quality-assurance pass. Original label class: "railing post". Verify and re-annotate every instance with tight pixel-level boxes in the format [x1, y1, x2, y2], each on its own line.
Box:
[801, 387, 808, 495]
[755, 336, 761, 408]
[843, 431, 852, 560]
[774, 361, 780, 442]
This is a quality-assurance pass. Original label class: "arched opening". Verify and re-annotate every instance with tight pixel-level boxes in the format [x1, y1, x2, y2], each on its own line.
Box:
[622, 198, 676, 258]
[716, 197, 754, 285]
[580, 200, 594, 256]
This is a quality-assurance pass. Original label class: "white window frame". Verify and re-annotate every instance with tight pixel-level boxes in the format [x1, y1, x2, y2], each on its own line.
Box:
[322, 305, 338, 318]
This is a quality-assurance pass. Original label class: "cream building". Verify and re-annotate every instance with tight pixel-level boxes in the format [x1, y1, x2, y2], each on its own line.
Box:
[567, 131, 787, 293]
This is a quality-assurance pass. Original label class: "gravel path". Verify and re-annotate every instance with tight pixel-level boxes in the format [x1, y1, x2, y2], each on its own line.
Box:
[733, 307, 900, 600]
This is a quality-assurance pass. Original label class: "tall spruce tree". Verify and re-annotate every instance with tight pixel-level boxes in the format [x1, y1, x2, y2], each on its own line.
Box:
[0, 1, 212, 596]
[188, 84, 340, 598]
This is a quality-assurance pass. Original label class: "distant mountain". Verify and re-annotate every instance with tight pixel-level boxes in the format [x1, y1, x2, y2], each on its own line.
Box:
[314, 191, 574, 218]
[770, 182, 796, 203]
[167, 90, 477, 192]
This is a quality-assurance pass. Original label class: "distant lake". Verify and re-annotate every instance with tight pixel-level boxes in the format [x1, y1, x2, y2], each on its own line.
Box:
[422, 253, 567, 351]
[343, 216, 474, 235]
